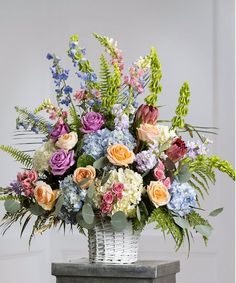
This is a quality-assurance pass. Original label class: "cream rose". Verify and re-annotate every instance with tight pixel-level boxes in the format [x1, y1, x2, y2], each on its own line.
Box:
[73, 165, 96, 189]
[147, 181, 170, 208]
[56, 132, 78, 150]
[137, 123, 159, 144]
[34, 181, 60, 211]
[107, 144, 135, 167]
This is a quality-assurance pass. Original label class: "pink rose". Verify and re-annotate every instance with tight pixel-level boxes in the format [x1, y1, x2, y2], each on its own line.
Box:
[153, 160, 166, 180]
[137, 123, 159, 144]
[101, 203, 112, 214]
[112, 183, 124, 200]
[103, 191, 114, 204]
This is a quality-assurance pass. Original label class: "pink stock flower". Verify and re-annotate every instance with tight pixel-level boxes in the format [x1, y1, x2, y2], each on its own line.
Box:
[103, 191, 114, 204]
[101, 203, 113, 214]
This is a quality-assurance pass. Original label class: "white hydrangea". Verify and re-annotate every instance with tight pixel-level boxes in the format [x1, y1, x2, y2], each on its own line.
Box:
[32, 140, 56, 172]
[156, 125, 176, 149]
[94, 168, 144, 217]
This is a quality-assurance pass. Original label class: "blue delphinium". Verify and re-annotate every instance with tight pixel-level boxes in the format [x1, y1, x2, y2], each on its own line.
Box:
[58, 176, 87, 224]
[167, 181, 197, 217]
[135, 150, 158, 173]
[82, 128, 136, 159]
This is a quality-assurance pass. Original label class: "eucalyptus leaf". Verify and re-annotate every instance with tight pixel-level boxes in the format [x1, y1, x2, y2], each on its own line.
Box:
[178, 165, 192, 183]
[4, 200, 21, 214]
[87, 184, 95, 199]
[76, 212, 96, 230]
[209, 207, 223, 217]
[136, 206, 141, 222]
[82, 204, 95, 225]
[78, 178, 91, 188]
[93, 157, 108, 169]
[77, 154, 95, 167]
[29, 203, 45, 216]
[195, 225, 213, 238]
[111, 211, 128, 232]
[101, 173, 110, 185]
[173, 216, 190, 229]
[53, 195, 64, 216]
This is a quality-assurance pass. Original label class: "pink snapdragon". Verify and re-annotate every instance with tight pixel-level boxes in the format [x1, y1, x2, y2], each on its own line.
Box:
[74, 90, 86, 101]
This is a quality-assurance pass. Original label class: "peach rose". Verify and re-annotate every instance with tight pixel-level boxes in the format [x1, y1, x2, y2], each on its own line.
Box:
[56, 131, 78, 150]
[107, 144, 135, 166]
[137, 123, 159, 143]
[73, 165, 96, 189]
[34, 181, 60, 211]
[147, 181, 170, 208]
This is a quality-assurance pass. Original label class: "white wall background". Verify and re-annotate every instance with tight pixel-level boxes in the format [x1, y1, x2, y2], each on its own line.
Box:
[0, 0, 234, 282]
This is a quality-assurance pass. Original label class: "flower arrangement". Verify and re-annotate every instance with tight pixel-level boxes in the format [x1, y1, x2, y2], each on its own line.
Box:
[0, 34, 235, 252]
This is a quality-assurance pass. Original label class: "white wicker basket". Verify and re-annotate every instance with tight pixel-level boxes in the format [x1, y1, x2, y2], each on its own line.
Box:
[88, 217, 140, 264]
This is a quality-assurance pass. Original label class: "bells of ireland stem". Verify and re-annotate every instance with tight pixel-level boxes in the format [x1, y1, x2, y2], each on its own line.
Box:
[134, 104, 159, 126]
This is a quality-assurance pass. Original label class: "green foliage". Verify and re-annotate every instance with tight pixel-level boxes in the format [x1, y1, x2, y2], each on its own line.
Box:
[99, 54, 111, 97]
[209, 207, 223, 217]
[15, 107, 51, 135]
[111, 211, 128, 232]
[171, 82, 191, 129]
[186, 211, 212, 243]
[4, 200, 21, 214]
[82, 203, 95, 225]
[148, 207, 184, 250]
[93, 33, 117, 57]
[145, 47, 162, 106]
[77, 154, 95, 167]
[0, 145, 32, 168]
[69, 105, 82, 133]
[34, 99, 54, 114]
[208, 156, 235, 181]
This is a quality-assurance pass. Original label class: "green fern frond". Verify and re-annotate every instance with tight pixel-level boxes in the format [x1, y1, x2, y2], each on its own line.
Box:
[145, 47, 162, 106]
[188, 180, 204, 200]
[171, 82, 191, 129]
[69, 106, 82, 133]
[15, 107, 52, 135]
[93, 33, 117, 57]
[192, 174, 209, 195]
[0, 145, 32, 168]
[99, 54, 111, 97]
[148, 207, 184, 250]
[34, 99, 55, 114]
[0, 195, 20, 201]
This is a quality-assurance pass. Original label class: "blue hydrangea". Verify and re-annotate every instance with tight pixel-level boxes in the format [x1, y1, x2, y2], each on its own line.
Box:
[58, 175, 87, 224]
[135, 150, 158, 173]
[82, 128, 136, 159]
[167, 181, 197, 217]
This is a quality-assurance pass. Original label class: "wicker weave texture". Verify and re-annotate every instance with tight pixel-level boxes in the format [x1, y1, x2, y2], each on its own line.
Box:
[88, 219, 140, 264]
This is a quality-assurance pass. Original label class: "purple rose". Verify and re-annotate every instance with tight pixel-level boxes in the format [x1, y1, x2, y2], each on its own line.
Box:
[80, 112, 105, 133]
[50, 120, 70, 141]
[49, 149, 75, 175]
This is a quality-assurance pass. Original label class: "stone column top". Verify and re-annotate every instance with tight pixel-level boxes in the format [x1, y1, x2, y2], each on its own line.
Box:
[51, 259, 180, 279]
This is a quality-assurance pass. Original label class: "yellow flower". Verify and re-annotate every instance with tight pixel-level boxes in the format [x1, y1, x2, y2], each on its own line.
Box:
[73, 165, 96, 189]
[107, 144, 135, 166]
[147, 181, 170, 208]
[34, 181, 60, 211]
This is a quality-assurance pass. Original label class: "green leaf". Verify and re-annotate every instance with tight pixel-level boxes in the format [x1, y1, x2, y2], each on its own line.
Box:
[173, 216, 190, 229]
[28, 203, 45, 216]
[53, 195, 64, 216]
[82, 204, 95, 225]
[178, 165, 192, 183]
[93, 156, 109, 169]
[77, 154, 95, 167]
[111, 211, 128, 232]
[4, 200, 21, 214]
[209, 207, 223, 217]
[195, 225, 213, 238]
[136, 206, 141, 222]
[101, 172, 111, 185]
[87, 184, 95, 200]
[77, 178, 91, 188]
[76, 212, 96, 230]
